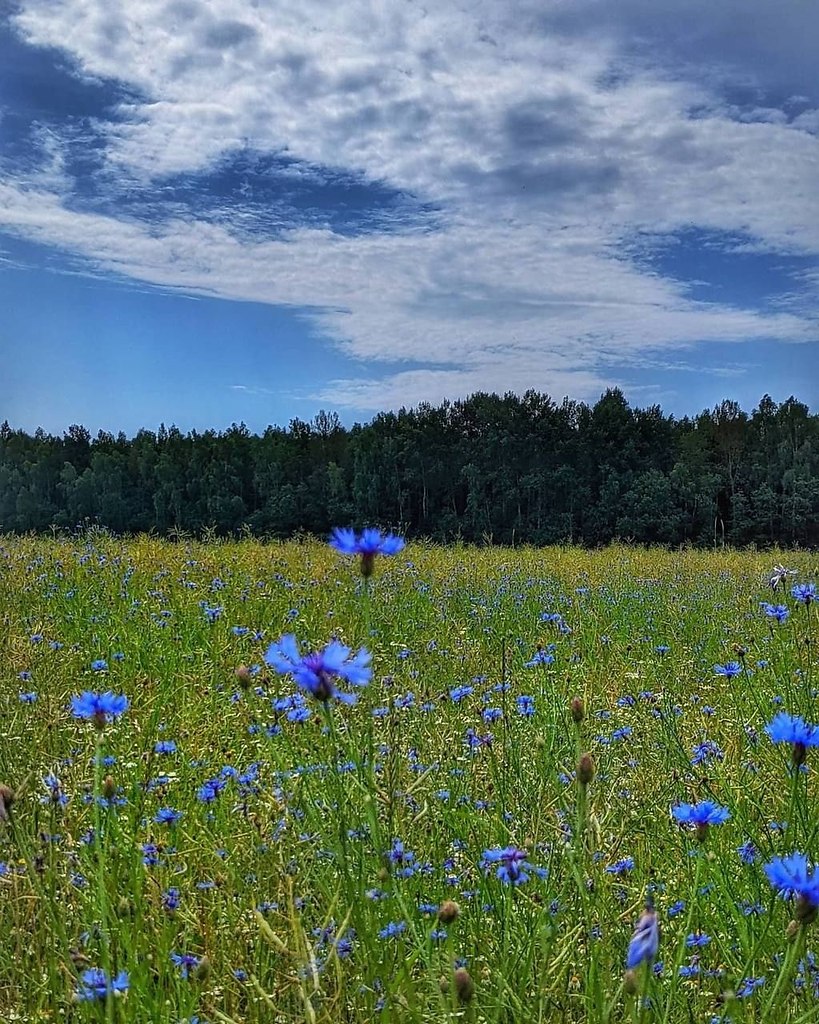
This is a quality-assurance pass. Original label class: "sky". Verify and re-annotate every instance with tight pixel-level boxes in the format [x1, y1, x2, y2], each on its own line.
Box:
[1, 0, 818, 436]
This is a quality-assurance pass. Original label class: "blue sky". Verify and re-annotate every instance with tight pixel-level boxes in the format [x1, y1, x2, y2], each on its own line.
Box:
[1, 1, 817, 435]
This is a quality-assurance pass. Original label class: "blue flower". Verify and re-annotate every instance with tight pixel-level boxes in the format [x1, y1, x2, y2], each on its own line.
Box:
[606, 857, 635, 875]
[330, 527, 404, 576]
[18, 692, 37, 704]
[76, 968, 129, 1001]
[686, 933, 711, 947]
[765, 713, 819, 764]
[449, 684, 474, 702]
[90, 659, 108, 672]
[265, 635, 372, 705]
[378, 921, 407, 939]
[714, 662, 742, 678]
[154, 740, 177, 754]
[70, 691, 128, 725]
[737, 976, 766, 998]
[672, 800, 730, 838]
[792, 583, 816, 606]
[526, 648, 555, 667]
[154, 807, 182, 826]
[516, 695, 535, 717]
[626, 906, 660, 969]
[761, 602, 790, 623]
[481, 846, 545, 885]
[764, 853, 819, 907]
[170, 952, 201, 978]
[737, 841, 758, 865]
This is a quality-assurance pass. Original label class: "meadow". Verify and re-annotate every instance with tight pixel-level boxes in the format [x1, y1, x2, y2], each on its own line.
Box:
[1, 533, 818, 1023]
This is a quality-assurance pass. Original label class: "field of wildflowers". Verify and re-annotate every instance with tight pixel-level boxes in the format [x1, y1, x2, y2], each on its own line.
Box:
[1, 532, 818, 1023]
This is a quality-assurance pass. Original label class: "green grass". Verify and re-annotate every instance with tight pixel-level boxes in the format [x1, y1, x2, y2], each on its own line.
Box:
[0, 534, 817, 1022]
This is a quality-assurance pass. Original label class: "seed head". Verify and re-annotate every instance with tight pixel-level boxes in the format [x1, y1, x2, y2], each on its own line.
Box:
[570, 697, 585, 723]
[453, 967, 475, 1003]
[577, 752, 595, 787]
[437, 900, 460, 924]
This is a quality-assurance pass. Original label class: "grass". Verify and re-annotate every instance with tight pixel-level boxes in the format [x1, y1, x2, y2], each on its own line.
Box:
[0, 533, 817, 1022]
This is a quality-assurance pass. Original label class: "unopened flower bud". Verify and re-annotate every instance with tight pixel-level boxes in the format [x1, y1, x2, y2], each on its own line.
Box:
[786, 918, 801, 940]
[438, 900, 460, 924]
[103, 775, 116, 800]
[577, 753, 595, 787]
[235, 664, 253, 689]
[454, 967, 474, 1003]
[439, 975, 450, 994]
[360, 552, 376, 578]
[0, 784, 15, 822]
[570, 697, 585, 724]
[194, 955, 211, 981]
[623, 969, 639, 995]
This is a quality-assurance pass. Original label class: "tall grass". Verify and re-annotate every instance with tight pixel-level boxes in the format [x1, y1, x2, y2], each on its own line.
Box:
[0, 535, 816, 1022]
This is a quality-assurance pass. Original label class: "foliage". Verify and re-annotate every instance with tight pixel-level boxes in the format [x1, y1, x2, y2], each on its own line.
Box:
[2, 390, 819, 545]
[1, 535, 819, 1021]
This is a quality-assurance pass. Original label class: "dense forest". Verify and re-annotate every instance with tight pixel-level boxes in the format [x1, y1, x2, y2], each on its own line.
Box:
[1, 389, 817, 546]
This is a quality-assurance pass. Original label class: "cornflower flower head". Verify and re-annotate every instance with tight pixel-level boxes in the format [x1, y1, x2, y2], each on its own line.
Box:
[714, 662, 742, 678]
[264, 635, 371, 705]
[769, 565, 797, 590]
[526, 647, 555, 667]
[761, 602, 790, 624]
[626, 905, 660, 970]
[154, 807, 183, 826]
[481, 846, 544, 885]
[672, 800, 730, 841]
[792, 583, 816, 606]
[329, 527, 405, 577]
[90, 659, 108, 672]
[764, 853, 819, 924]
[606, 857, 635, 875]
[765, 712, 819, 766]
[70, 691, 128, 728]
[75, 968, 129, 1001]
[170, 952, 201, 979]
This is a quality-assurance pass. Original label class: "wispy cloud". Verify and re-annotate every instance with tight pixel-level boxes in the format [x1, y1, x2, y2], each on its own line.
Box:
[1, 0, 818, 411]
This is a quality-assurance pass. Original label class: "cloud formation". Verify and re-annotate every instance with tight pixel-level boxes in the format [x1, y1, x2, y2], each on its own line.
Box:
[2, 0, 818, 410]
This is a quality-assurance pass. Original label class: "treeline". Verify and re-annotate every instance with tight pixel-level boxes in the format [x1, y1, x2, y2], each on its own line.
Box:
[1, 389, 817, 546]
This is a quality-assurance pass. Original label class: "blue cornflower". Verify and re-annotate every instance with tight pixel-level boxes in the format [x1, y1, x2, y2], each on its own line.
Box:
[481, 846, 544, 885]
[378, 921, 406, 939]
[714, 662, 742, 678]
[737, 841, 758, 865]
[691, 740, 724, 766]
[329, 527, 404, 576]
[154, 740, 177, 754]
[70, 691, 128, 726]
[449, 684, 474, 702]
[483, 707, 503, 724]
[19, 692, 37, 704]
[792, 583, 816, 606]
[170, 952, 201, 978]
[606, 857, 635, 875]
[264, 635, 371, 705]
[761, 602, 790, 624]
[516, 695, 535, 717]
[672, 800, 730, 840]
[765, 712, 819, 765]
[154, 807, 182, 826]
[686, 933, 711, 948]
[162, 888, 181, 912]
[75, 968, 129, 1001]
[764, 853, 819, 913]
[526, 648, 555, 667]
[737, 976, 766, 998]
[90, 659, 108, 672]
[626, 905, 660, 969]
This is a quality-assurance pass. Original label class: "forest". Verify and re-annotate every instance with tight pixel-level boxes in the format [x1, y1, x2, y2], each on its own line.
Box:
[1, 389, 817, 546]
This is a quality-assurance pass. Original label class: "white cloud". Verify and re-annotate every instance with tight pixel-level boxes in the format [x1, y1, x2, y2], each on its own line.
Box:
[2, 0, 818, 410]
